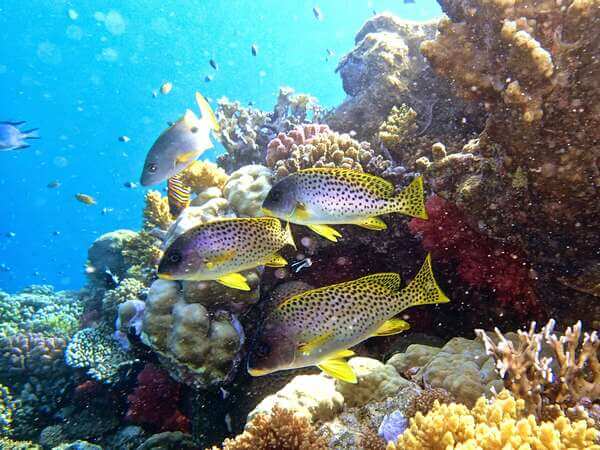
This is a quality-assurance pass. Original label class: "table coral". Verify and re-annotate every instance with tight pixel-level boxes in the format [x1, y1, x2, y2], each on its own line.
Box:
[409, 195, 540, 316]
[125, 363, 189, 433]
[177, 160, 228, 195]
[222, 164, 272, 217]
[476, 319, 600, 419]
[65, 326, 138, 383]
[266, 125, 392, 180]
[213, 406, 328, 450]
[389, 390, 599, 450]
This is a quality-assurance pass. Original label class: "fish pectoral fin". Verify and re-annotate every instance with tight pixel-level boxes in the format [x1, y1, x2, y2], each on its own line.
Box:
[175, 150, 198, 164]
[307, 224, 342, 242]
[318, 359, 357, 384]
[373, 318, 411, 337]
[217, 273, 251, 291]
[330, 349, 355, 359]
[356, 217, 387, 231]
[298, 332, 333, 355]
[264, 253, 288, 268]
[294, 202, 311, 221]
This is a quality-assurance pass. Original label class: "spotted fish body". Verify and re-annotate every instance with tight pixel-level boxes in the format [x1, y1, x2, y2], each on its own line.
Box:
[262, 168, 427, 241]
[248, 255, 449, 382]
[158, 218, 295, 290]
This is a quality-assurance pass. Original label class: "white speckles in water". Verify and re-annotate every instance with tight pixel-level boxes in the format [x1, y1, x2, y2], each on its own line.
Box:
[66, 25, 83, 41]
[67, 8, 78, 20]
[37, 41, 62, 65]
[53, 156, 69, 168]
[151, 17, 172, 36]
[259, 70, 267, 77]
[93, 11, 106, 22]
[104, 10, 127, 35]
[97, 48, 119, 62]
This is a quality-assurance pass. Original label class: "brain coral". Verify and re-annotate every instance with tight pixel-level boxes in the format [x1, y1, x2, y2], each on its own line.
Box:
[266, 124, 392, 180]
[389, 390, 599, 450]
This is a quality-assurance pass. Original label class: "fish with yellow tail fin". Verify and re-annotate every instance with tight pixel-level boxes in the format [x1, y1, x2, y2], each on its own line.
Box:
[167, 173, 191, 218]
[140, 92, 220, 186]
[247, 254, 448, 383]
[261, 168, 427, 242]
[158, 218, 296, 291]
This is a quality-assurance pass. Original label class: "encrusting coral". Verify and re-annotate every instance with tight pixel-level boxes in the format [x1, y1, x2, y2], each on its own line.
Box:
[266, 124, 392, 180]
[389, 390, 599, 450]
[177, 160, 229, 195]
[476, 319, 600, 420]
[211, 406, 328, 450]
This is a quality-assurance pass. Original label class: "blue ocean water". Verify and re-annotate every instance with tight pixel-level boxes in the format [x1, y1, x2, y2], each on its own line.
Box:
[0, 1, 441, 293]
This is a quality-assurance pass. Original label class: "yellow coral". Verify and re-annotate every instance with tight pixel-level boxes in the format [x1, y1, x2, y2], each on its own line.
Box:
[178, 160, 229, 194]
[378, 104, 418, 149]
[388, 390, 599, 450]
[143, 190, 172, 231]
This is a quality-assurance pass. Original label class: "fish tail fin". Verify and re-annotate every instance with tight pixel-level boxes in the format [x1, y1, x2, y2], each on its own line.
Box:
[284, 221, 296, 249]
[23, 128, 40, 139]
[390, 176, 427, 219]
[195, 92, 220, 132]
[397, 254, 449, 310]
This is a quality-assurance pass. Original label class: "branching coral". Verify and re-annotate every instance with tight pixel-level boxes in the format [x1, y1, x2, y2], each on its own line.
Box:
[126, 363, 189, 433]
[389, 390, 599, 450]
[266, 124, 392, 180]
[475, 319, 600, 420]
[409, 195, 540, 315]
[0, 333, 67, 377]
[404, 387, 455, 418]
[177, 160, 229, 195]
[213, 406, 328, 450]
[142, 190, 172, 231]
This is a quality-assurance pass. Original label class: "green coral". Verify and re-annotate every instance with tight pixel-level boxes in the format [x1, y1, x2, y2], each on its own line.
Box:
[65, 326, 138, 383]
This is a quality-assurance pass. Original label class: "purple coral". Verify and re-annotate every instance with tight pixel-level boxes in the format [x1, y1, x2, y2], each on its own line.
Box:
[114, 299, 145, 350]
[378, 410, 408, 443]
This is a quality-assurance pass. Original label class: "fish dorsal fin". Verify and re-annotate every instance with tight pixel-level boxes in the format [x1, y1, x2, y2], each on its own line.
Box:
[349, 272, 403, 293]
[300, 167, 395, 197]
[318, 358, 357, 383]
[217, 272, 250, 291]
[307, 224, 342, 242]
[373, 318, 411, 336]
[183, 109, 199, 128]
[355, 217, 387, 230]
[298, 331, 333, 355]
[195, 92, 220, 132]
[264, 253, 288, 268]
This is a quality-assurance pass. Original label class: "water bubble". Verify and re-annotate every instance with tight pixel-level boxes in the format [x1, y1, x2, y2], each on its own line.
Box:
[53, 156, 69, 168]
[66, 25, 83, 40]
[68, 8, 78, 20]
[98, 47, 119, 62]
[259, 70, 267, 77]
[37, 41, 62, 65]
[105, 10, 126, 35]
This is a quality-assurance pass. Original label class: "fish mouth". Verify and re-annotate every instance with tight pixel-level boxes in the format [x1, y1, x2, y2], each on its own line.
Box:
[157, 273, 175, 280]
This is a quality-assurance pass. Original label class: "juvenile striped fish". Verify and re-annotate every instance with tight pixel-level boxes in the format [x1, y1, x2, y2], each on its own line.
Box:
[167, 174, 191, 218]
[158, 217, 296, 291]
[262, 168, 427, 242]
[247, 254, 449, 383]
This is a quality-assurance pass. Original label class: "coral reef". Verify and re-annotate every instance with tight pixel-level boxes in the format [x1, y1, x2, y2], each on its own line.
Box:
[126, 363, 190, 433]
[222, 164, 272, 217]
[0, 333, 67, 378]
[101, 278, 145, 323]
[476, 320, 600, 419]
[409, 195, 540, 316]
[142, 190, 172, 231]
[65, 326, 138, 383]
[213, 406, 327, 450]
[266, 124, 392, 180]
[387, 337, 504, 407]
[0, 383, 16, 436]
[121, 231, 163, 283]
[404, 387, 455, 418]
[0, 437, 41, 449]
[418, 0, 600, 321]
[141, 279, 247, 388]
[389, 390, 599, 449]
[86, 230, 138, 288]
[177, 160, 229, 195]
[217, 87, 322, 173]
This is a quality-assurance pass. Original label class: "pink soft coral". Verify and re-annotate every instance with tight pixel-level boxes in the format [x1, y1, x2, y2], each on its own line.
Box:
[409, 195, 539, 315]
[125, 363, 190, 432]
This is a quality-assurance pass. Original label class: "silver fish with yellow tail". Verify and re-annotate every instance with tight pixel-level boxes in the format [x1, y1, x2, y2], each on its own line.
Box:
[262, 168, 427, 242]
[158, 217, 296, 291]
[247, 254, 448, 383]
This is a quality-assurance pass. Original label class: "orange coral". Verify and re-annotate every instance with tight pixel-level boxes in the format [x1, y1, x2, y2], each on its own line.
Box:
[211, 406, 327, 450]
[178, 160, 229, 194]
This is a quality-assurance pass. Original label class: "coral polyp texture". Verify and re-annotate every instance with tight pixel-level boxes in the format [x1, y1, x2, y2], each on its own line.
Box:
[389, 390, 599, 450]
[476, 319, 600, 421]
[266, 124, 392, 179]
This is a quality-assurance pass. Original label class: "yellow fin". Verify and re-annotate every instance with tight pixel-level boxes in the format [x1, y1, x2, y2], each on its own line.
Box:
[264, 253, 288, 268]
[307, 224, 342, 242]
[293, 202, 311, 221]
[298, 332, 333, 355]
[356, 216, 387, 231]
[318, 359, 357, 384]
[400, 254, 450, 307]
[330, 349, 355, 359]
[392, 176, 427, 219]
[195, 92, 220, 132]
[217, 273, 251, 291]
[176, 150, 198, 164]
[373, 318, 411, 336]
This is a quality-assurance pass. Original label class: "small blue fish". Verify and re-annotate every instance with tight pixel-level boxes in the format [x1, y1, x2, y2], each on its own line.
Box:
[0, 121, 39, 151]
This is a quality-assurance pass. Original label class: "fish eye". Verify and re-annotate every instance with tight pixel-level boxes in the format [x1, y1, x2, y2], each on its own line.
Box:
[190, 126, 198, 133]
[148, 163, 158, 173]
[169, 252, 182, 263]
